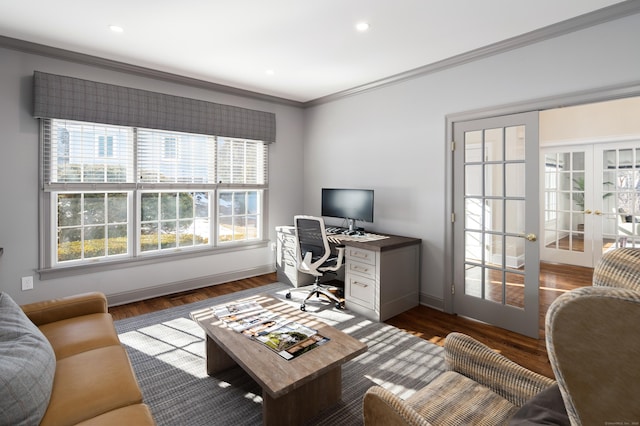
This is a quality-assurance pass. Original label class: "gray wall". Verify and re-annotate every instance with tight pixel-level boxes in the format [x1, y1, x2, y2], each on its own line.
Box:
[302, 13, 640, 306]
[0, 47, 305, 305]
[2, 12, 639, 308]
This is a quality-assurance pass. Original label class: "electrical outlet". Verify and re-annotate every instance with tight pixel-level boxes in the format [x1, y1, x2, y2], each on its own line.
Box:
[21, 276, 34, 291]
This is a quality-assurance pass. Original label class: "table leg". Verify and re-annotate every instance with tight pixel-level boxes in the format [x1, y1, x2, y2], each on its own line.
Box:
[262, 366, 342, 426]
[205, 334, 237, 375]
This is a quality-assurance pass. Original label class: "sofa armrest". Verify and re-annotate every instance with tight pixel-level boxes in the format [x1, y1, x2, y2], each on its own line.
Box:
[21, 292, 108, 326]
[444, 332, 555, 407]
[363, 386, 431, 426]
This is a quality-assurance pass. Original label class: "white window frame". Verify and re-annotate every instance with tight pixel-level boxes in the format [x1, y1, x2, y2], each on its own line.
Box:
[39, 119, 269, 278]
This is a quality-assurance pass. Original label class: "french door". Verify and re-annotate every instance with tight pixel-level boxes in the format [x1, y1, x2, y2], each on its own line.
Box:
[542, 142, 640, 267]
[453, 112, 539, 338]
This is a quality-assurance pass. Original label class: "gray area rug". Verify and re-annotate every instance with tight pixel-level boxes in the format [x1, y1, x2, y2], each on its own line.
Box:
[114, 282, 445, 425]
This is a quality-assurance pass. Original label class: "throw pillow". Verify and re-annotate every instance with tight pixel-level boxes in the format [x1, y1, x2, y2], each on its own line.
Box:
[509, 384, 570, 425]
[0, 292, 56, 426]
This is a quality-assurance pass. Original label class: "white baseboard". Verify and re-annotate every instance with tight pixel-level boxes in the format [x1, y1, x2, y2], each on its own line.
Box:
[107, 264, 276, 307]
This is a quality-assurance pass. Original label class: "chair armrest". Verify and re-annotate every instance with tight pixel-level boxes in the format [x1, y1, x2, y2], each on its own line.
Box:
[21, 292, 108, 326]
[444, 332, 555, 407]
[363, 386, 431, 426]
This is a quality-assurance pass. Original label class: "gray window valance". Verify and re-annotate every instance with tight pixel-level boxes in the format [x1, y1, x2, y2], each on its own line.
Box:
[33, 71, 276, 143]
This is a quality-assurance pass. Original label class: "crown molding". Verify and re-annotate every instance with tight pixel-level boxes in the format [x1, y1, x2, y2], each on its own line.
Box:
[0, 35, 304, 108]
[304, 0, 640, 108]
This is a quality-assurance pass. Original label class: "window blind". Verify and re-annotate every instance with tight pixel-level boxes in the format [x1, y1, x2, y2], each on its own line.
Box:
[42, 119, 135, 190]
[137, 128, 216, 187]
[33, 71, 276, 143]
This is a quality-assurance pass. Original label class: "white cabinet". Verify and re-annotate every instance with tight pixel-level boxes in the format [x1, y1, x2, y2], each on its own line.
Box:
[345, 241, 421, 322]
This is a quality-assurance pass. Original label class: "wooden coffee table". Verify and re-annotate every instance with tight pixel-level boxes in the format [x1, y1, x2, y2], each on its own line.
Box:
[190, 294, 367, 426]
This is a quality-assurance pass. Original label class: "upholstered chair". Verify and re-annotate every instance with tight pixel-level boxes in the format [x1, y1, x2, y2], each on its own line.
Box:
[592, 247, 640, 291]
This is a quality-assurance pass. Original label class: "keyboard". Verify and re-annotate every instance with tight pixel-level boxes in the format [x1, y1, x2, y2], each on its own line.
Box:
[325, 227, 346, 234]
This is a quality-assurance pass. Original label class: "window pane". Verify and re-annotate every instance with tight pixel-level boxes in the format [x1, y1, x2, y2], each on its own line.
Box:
[48, 120, 133, 184]
[138, 129, 215, 184]
[218, 190, 262, 243]
[56, 192, 129, 263]
[217, 138, 267, 184]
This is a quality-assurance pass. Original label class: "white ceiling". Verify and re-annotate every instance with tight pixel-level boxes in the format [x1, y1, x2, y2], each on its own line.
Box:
[0, 0, 628, 102]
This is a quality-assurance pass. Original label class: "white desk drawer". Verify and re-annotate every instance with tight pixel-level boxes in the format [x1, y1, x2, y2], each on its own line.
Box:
[346, 247, 376, 266]
[346, 274, 375, 309]
[346, 260, 375, 279]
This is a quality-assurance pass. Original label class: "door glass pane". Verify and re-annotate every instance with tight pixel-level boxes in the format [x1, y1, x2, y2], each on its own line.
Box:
[505, 200, 525, 234]
[486, 199, 503, 232]
[484, 268, 502, 304]
[602, 147, 640, 250]
[465, 131, 483, 162]
[485, 128, 503, 162]
[465, 165, 483, 196]
[505, 235, 525, 270]
[505, 271, 525, 308]
[485, 164, 503, 197]
[505, 163, 525, 197]
[464, 265, 483, 297]
[465, 231, 483, 263]
[465, 198, 483, 230]
[505, 126, 525, 161]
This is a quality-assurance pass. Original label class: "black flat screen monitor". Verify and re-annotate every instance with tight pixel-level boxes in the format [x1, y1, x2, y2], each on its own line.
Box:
[321, 188, 374, 228]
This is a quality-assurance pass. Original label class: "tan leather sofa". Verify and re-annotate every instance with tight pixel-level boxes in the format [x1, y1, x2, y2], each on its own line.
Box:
[20, 292, 155, 425]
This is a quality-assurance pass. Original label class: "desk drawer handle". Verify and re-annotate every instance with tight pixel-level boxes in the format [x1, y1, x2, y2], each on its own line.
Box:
[352, 281, 368, 288]
[352, 265, 370, 273]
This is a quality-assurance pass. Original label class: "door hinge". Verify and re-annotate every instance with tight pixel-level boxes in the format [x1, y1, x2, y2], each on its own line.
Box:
[451, 141, 456, 151]
[451, 212, 455, 223]
[451, 283, 455, 295]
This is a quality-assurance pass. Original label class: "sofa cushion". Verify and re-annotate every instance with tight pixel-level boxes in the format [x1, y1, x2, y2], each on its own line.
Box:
[509, 384, 570, 425]
[38, 313, 120, 359]
[0, 292, 56, 426]
[406, 371, 519, 425]
[75, 404, 155, 426]
[40, 345, 143, 426]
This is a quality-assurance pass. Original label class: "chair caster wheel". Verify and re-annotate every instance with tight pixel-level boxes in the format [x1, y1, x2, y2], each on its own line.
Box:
[285, 292, 291, 299]
[336, 302, 344, 310]
[300, 305, 306, 312]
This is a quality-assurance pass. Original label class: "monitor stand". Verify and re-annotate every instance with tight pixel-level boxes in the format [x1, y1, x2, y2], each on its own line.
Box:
[347, 218, 356, 233]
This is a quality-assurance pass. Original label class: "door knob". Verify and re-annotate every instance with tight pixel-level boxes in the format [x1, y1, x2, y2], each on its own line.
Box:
[525, 233, 537, 242]
[594, 210, 603, 215]
[584, 209, 592, 215]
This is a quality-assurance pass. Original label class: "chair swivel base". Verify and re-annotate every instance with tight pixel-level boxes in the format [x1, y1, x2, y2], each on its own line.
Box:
[286, 283, 345, 312]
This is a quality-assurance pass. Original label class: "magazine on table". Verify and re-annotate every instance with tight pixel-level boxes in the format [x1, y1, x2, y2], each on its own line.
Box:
[255, 322, 330, 360]
[211, 300, 330, 359]
[212, 301, 265, 319]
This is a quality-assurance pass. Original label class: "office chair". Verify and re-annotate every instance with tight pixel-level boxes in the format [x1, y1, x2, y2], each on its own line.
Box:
[285, 215, 346, 311]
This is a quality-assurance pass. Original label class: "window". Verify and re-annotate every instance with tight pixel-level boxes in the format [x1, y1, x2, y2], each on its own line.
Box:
[42, 119, 268, 269]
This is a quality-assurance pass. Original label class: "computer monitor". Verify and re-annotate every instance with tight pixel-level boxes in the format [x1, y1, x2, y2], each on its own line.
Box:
[321, 188, 374, 232]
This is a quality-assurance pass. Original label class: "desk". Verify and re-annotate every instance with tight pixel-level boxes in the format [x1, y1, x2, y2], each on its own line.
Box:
[275, 226, 421, 321]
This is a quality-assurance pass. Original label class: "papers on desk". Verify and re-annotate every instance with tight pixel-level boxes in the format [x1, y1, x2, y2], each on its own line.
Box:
[329, 233, 390, 243]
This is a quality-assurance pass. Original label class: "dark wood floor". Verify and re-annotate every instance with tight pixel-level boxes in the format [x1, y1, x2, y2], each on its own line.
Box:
[109, 262, 593, 379]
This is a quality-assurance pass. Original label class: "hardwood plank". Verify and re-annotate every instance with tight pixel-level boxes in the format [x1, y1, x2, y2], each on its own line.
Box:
[110, 263, 594, 379]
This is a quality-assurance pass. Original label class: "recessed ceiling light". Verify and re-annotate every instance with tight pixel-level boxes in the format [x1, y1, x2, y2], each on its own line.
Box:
[109, 25, 124, 33]
[355, 22, 370, 32]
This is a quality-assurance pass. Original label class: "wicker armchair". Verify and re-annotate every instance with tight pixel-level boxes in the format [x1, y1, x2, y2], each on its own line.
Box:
[363, 248, 640, 425]
[363, 332, 554, 425]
